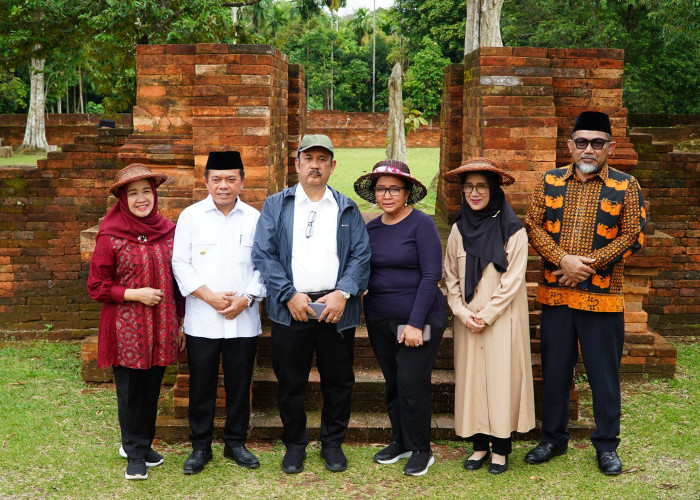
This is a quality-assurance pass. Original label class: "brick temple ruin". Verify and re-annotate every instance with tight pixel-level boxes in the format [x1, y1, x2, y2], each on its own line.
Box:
[1, 43, 698, 441]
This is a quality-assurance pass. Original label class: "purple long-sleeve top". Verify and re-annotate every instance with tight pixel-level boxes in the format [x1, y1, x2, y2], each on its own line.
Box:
[363, 209, 446, 328]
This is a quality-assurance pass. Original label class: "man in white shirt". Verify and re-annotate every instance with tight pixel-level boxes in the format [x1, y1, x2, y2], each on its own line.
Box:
[173, 151, 266, 475]
[252, 135, 371, 474]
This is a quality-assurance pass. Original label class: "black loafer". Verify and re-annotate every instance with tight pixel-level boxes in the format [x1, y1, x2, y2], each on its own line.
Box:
[320, 447, 348, 472]
[183, 449, 213, 475]
[281, 448, 306, 474]
[488, 456, 508, 475]
[224, 444, 260, 469]
[524, 442, 568, 464]
[596, 450, 622, 475]
[464, 451, 490, 471]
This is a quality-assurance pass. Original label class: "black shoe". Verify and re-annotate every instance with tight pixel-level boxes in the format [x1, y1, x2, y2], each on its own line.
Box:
[281, 448, 306, 474]
[224, 444, 260, 469]
[320, 447, 348, 472]
[464, 451, 490, 471]
[596, 450, 622, 475]
[374, 442, 412, 464]
[125, 458, 148, 480]
[183, 449, 213, 475]
[489, 455, 509, 475]
[524, 442, 568, 464]
[403, 450, 435, 476]
[119, 445, 164, 467]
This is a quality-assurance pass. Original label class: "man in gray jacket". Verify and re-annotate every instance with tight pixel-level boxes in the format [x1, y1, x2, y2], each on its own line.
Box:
[252, 134, 371, 474]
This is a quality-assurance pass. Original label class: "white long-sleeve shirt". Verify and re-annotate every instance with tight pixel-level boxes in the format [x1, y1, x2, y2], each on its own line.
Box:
[173, 195, 266, 339]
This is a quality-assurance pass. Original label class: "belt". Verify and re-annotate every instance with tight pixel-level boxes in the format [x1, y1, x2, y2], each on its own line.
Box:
[305, 290, 335, 301]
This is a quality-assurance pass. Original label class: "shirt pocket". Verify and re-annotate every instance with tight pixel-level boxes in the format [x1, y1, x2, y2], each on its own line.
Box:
[238, 233, 255, 267]
[191, 237, 217, 269]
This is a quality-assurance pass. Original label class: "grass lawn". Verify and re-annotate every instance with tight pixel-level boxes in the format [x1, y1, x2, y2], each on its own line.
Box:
[331, 148, 440, 214]
[0, 153, 47, 166]
[0, 339, 698, 499]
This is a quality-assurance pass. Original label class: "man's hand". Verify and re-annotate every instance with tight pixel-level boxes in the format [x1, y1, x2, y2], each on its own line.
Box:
[466, 313, 486, 334]
[192, 286, 235, 311]
[554, 255, 596, 287]
[317, 290, 347, 324]
[178, 326, 186, 351]
[287, 292, 314, 322]
[218, 295, 249, 320]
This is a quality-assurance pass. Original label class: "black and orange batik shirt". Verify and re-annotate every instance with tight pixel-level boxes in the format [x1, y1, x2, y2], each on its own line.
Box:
[524, 163, 646, 313]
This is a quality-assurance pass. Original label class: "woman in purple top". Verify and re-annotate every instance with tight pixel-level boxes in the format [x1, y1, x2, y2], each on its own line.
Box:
[354, 160, 446, 476]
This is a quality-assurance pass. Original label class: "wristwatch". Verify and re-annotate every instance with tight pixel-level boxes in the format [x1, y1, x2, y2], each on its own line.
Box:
[244, 294, 255, 308]
[337, 290, 350, 300]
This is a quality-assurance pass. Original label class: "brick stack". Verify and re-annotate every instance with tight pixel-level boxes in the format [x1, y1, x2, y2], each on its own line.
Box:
[287, 64, 306, 185]
[630, 132, 700, 338]
[548, 48, 637, 172]
[436, 63, 464, 223]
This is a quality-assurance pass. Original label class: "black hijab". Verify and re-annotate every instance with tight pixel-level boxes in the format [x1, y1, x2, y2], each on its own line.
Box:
[455, 171, 523, 303]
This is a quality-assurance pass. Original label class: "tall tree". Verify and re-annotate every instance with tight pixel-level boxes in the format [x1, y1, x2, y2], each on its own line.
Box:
[465, 0, 504, 53]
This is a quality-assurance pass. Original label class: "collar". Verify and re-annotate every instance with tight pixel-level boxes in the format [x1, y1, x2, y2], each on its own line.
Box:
[202, 194, 242, 215]
[294, 184, 334, 206]
[562, 163, 610, 182]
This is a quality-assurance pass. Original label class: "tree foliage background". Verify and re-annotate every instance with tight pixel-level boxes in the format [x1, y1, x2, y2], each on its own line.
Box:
[0, 0, 698, 117]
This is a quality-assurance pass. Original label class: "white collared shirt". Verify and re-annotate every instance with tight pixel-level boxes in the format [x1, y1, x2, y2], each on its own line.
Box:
[172, 195, 266, 339]
[291, 185, 339, 292]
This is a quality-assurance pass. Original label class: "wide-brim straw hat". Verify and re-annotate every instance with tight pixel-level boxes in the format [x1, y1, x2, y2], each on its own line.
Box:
[442, 157, 515, 185]
[110, 163, 167, 196]
[354, 159, 428, 205]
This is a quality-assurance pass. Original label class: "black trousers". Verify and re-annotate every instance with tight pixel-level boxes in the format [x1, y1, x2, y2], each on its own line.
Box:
[271, 320, 355, 450]
[186, 335, 257, 450]
[540, 305, 624, 452]
[365, 315, 446, 452]
[471, 433, 512, 456]
[113, 365, 166, 460]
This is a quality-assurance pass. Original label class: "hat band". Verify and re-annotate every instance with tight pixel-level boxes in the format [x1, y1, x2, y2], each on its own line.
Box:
[373, 165, 413, 178]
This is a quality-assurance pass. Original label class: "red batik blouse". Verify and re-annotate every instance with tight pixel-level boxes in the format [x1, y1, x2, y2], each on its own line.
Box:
[87, 235, 182, 369]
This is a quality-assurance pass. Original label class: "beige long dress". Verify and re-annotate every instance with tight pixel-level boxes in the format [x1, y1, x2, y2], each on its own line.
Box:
[444, 225, 535, 438]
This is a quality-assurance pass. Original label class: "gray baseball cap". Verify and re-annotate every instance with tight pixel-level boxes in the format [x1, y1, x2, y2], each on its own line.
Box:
[297, 134, 334, 155]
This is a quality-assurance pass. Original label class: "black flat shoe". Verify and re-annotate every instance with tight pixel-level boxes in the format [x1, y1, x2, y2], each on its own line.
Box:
[281, 448, 306, 474]
[183, 449, 213, 475]
[596, 450, 622, 475]
[224, 444, 260, 469]
[464, 451, 490, 471]
[321, 447, 348, 472]
[524, 442, 568, 464]
[488, 456, 508, 475]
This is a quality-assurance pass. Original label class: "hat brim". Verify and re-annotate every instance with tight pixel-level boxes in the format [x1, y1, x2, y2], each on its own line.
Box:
[442, 162, 515, 185]
[110, 172, 167, 196]
[353, 171, 428, 205]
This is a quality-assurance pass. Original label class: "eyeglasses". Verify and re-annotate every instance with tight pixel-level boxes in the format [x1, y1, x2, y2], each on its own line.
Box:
[374, 186, 405, 197]
[306, 211, 316, 238]
[462, 183, 489, 194]
[572, 138, 609, 150]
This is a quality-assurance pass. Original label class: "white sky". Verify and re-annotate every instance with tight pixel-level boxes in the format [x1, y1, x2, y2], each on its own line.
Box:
[337, 0, 395, 16]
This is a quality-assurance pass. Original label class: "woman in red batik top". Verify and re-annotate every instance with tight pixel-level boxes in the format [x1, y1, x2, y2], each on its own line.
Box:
[88, 163, 184, 481]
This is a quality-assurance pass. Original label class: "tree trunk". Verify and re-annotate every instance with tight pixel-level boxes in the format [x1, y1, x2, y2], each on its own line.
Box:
[386, 62, 406, 162]
[465, 0, 504, 54]
[21, 57, 49, 151]
[78, 67, 85, 114]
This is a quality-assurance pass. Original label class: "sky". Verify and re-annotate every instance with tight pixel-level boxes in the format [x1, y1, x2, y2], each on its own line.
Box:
[337, 0, 395, 16]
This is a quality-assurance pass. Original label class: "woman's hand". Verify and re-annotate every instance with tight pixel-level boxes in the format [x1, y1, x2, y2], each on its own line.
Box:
[399, 325, 424, 347]
[466, 313, 486, 334]
[124, 287, 164, 306]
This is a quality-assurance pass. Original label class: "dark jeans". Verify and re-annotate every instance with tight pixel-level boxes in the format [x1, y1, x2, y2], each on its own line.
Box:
[471, 433, 512, 456]
[113, 365, 166, 460]
[540, 305, 624, 452]
[186, 335, 258, 450]
[365, 314, 446, 452]
[271, 320, 355, 450]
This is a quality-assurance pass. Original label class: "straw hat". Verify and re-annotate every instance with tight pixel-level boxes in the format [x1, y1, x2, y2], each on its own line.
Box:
[110, 163, 167, 196]
[442, 157, 515, 185]
[353, 160, 427, 205]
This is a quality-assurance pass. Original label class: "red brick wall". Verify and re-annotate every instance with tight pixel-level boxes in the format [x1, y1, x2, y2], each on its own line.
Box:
[287, 64, 307, 185]
[305, 110, 439, 148]
[436, 64, 464, 222]
[0, 114, 131, 148]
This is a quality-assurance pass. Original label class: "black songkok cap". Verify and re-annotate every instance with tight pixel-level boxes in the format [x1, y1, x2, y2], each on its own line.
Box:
[572, 111, 612, 135]
[205, 151, 244, 171]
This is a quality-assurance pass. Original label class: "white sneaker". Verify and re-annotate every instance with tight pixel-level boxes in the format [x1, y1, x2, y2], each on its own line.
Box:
[119, 445, 164, 467]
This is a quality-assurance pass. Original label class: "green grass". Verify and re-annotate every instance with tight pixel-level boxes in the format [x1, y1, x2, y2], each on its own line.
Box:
[331, 148, 440, 214]
[0, 152, 47, 166]
[1, 338, 698, 498]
